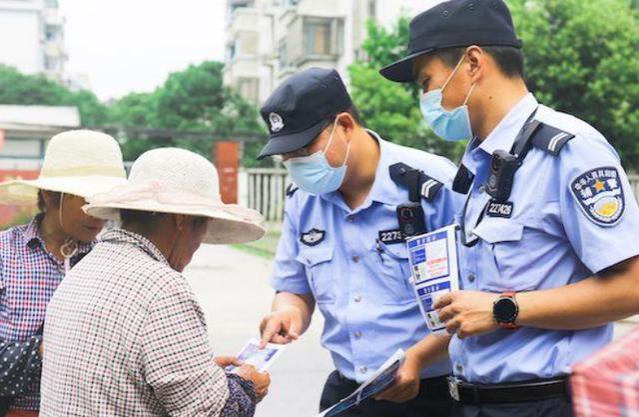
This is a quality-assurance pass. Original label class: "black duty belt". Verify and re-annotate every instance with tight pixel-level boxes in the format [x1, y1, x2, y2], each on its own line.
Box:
[447, 376, 571, 404]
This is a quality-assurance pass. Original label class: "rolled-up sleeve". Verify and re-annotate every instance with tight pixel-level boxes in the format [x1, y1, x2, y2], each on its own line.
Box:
[141, 275, 254, 417]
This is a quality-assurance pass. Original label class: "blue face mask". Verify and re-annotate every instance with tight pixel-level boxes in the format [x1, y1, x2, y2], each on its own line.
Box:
[420, 56, 476, 142]
[283, 118, 351, 195]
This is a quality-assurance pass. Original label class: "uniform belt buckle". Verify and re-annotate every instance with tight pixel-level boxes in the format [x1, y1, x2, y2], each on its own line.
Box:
[448, 377, 461, 402]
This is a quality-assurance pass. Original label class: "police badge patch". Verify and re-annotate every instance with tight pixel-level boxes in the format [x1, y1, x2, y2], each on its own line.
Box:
[300, 228, 325, 246]
[570, 166, 625, 226]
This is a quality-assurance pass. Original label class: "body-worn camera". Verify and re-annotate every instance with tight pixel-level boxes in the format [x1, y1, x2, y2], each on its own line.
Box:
[487, 150, 521, 202]
[396, 203, 427, 238]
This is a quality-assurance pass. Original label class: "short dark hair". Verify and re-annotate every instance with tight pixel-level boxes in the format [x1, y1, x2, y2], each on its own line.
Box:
[328, 105, 365, 126]
[120, 209, 209, 229]
[120, 209, 163, 226]
[37, 190, 62, 213]
[432, 46, 525, 79]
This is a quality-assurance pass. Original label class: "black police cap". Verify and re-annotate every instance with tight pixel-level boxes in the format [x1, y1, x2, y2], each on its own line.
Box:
[257, 68, 352, 160]
[380, 0, 522, 83]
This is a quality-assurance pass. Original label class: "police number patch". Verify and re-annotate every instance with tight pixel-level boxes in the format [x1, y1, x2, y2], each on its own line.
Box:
[570, 166, 625, 226]
[486, 201, 514, 218]
[300, 228, 325, 246]
[378, 229, 404, 245]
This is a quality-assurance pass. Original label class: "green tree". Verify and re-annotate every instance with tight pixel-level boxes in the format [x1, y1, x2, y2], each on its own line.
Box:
[509, 0, 639, 167]
[0, 65, 108, 126]
[348, 18, 465, 163]
[110, 61, 268, 166]
[350, 0, 639, 167]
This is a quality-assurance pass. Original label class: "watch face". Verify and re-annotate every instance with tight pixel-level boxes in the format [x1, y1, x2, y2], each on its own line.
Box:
[494, 297, 518, 323]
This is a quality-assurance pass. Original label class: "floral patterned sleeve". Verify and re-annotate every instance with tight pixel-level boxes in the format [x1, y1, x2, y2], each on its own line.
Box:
[219, 374, 257, 417]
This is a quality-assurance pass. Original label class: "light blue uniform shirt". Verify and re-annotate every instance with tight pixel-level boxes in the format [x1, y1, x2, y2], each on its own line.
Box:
[451, 93, 639, 384]
[271, 130, 462, 383]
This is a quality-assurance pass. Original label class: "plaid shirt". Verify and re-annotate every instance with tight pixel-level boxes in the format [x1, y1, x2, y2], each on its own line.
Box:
[40, 228, 256, 417]
[0, 215, 91, 410]
[572, 325, 639, 417]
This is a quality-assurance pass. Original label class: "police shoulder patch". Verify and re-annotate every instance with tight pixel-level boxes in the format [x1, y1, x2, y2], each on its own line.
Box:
[300, 228, 325, 246]
[570, 166, 625, 226]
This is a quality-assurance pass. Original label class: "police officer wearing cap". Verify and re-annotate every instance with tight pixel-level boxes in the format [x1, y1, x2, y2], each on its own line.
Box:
[380, 1, 639, 416]
[256, 67, 463, 416]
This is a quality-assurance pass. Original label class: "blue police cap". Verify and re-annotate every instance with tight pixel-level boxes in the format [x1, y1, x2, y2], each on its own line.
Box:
[257, 68, 352, 160]
[380, 0, 522, 83]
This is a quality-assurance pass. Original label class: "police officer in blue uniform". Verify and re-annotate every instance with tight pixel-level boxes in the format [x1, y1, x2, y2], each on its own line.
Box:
[380, 1, 639, 416]
[256, 68, 463, 416]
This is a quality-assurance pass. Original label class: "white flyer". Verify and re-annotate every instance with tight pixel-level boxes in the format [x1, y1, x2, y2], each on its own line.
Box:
[225, 338, 286, 373]
[406, 224, 460, 334]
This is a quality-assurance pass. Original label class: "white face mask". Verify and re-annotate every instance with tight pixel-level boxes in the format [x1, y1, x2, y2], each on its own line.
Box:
[283, 118, 351, 195]
[420, 55, 476, 141]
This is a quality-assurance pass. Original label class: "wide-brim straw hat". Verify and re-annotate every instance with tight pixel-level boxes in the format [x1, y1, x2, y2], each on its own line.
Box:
[84, 147, 266, 245]
[0, 130, 127, 205]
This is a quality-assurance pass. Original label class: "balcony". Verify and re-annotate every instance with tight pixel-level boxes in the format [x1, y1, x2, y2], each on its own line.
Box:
[226, 5, 259, 33]
[281, 15, 344, 68]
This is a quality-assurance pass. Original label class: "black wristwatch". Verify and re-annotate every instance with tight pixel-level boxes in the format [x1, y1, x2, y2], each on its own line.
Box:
[493, 292, 520, 330]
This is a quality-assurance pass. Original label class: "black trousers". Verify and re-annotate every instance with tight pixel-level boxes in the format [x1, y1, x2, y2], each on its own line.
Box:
[319, 370, 453, 417]
[452, 397, 574, 417]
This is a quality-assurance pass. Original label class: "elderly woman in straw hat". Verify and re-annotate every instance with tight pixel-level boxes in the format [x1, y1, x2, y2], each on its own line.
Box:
[39, 147, 270, 417]
[0, 130, 126, 417]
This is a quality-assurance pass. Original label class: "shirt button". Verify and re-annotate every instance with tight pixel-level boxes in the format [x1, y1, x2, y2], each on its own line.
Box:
[352, 255, 360, 263]
[478, 185, 486, 194]
[347, 216, 355, 223]
[354, 295, 362, 303]
[360, 366, 368, 374]
[455, 363, 464, 373]
[354, 331, 363, 339]
[468, 273, 476, 283]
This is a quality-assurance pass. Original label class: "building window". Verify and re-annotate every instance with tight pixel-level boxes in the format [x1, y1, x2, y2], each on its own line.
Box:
[368, 0, 377, 18]
[281, 0, 298, 7]
[304, 18, 332, 56]
[278, 41, 288, 68]
[237, 77, 260, 103]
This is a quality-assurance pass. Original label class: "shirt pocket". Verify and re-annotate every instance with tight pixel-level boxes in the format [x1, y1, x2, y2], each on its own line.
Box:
[369, 241, 416, 305]
[296, 246, 336, 304]
[472, 219, 534, 291]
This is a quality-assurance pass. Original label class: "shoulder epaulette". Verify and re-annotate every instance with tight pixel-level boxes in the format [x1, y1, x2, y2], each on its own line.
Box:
[531, 123, 575, 156]
[389, 162, 443, 202]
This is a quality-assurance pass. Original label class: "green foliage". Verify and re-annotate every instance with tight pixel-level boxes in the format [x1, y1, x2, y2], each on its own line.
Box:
[509, 0, 639, 167]
[0, 65, 107, 126]
[350, 0, 639, 166]
[109, 61, 268, 166]
[349, 19, 465, 163]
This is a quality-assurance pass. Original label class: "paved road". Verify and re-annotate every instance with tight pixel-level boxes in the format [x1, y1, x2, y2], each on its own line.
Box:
[184, 243, 333, 417]
[184, 242, 639, 417]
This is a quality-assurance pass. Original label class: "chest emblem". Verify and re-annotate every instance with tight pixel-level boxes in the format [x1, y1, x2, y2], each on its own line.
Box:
[300, 228, 326, 246]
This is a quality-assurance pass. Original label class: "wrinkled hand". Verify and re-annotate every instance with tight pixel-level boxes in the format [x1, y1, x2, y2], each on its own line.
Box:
[259, 307, 303, 347]
[375, 350, 423, 403]
[434, 291, 500, 338]
[214, 356, 242, 369]
[235, 364, 271, 402]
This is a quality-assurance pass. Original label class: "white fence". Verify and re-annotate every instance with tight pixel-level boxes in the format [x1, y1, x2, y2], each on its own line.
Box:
[240, 168, 289, 223]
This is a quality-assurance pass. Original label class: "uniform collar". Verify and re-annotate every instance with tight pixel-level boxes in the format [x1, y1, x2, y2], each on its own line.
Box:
[22, 214, 93, 255]
[100, 228, 169, 266]
[462, 93, 538, 173]
[365, 129, 398, 206]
